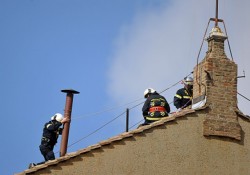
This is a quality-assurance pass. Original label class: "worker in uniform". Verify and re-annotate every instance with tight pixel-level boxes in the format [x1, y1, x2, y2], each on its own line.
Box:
[29, 113, 68, 168]
[174, 77, 193, 111]
[141, 88, 170, 125]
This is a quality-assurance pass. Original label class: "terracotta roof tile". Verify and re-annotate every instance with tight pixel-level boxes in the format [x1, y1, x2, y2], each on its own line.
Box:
[109, 135, 124, 142]
[119, 132, 133, 138]
[45, 159, 60, 165]
[99, 139, 112, 146]
[22, 163, 48, 174]
[87, 143, 102, 150]
[129, 127, 144, 134]
[67, 152, 80, 158]
[76, 148, 91, 157]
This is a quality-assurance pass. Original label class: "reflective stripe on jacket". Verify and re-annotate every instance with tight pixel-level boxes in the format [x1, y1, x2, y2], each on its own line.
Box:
[173, 88, 192, 109]
[41, 120, 62, 146]
[142, 92, 170, 122]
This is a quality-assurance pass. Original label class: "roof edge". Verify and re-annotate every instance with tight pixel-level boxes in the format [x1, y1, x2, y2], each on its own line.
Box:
[16, 107, 206, 175]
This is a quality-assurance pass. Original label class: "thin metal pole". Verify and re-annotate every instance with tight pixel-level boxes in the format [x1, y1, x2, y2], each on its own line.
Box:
[215, 0, 219, 27]
[60, 89, 79, 157]
[222, 21, 234, 61]
[126, 108, 129, 132]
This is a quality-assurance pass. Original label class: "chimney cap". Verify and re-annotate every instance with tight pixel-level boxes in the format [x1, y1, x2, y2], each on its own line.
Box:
[61, 89, 80, 94]
[209, 26, 226, 37]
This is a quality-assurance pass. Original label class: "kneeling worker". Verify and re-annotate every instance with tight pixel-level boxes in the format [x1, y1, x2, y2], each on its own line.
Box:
[142, 88, 170, 125]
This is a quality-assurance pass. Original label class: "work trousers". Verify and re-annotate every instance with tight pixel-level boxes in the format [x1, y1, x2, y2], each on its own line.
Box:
[39, 144, 55, 161]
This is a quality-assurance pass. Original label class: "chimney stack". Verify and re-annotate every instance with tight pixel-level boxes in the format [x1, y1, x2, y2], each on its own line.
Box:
[192, 26, 242, 140]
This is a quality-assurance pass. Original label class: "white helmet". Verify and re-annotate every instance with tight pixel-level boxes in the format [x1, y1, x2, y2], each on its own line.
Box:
[51, 113, 64, 122]
[144, 88, 156, 98]
[183, 77, 193, 85]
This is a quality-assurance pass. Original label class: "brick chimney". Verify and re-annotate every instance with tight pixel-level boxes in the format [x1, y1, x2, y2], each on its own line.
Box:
[193, 26, 242, 140]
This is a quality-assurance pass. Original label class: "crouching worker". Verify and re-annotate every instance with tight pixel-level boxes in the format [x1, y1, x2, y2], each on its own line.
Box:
[29, 113, 68, 168]
[141, 88, 170, 126]
[174, 77, 193, 112]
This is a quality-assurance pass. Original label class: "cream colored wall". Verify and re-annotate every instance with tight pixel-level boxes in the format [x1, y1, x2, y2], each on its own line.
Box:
[34, 113, 250, 175]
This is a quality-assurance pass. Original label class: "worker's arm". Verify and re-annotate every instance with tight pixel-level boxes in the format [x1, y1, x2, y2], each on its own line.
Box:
[46, 122, 62, 131]
[173, 89, 183, 109]
[142, 98, 150, 116]
[47, 118, 69, 129]
[164, 100, 171, 113]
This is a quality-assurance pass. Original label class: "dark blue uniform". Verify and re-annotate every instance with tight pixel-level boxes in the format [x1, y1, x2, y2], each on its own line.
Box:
[173, 88, 192, 109]
[142, 92, 170, 124]
[39, 120, 63, 161]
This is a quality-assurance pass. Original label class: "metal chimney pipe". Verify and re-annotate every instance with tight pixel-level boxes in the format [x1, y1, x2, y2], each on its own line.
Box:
[60, 89, 80, 157]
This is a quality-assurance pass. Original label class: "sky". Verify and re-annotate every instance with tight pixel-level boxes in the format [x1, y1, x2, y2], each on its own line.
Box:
[0, 0, 250, 174]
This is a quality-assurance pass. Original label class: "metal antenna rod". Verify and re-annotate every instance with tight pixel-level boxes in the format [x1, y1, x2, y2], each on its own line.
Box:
[215, 0, 219, 27]
[60, 89, 80, 157]
[126, 108, 129, 132]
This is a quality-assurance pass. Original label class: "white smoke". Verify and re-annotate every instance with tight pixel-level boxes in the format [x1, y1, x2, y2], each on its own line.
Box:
[108, 0, 250, 118]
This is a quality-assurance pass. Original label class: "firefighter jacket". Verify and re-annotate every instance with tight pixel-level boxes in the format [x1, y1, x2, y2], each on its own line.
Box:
[41, 120, 63, 146]
[142, 92, 170, 122]
[174, 87, 192, 109]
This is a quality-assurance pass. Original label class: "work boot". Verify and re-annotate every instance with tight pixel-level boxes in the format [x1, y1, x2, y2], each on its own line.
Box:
[28, 163, 36, 169]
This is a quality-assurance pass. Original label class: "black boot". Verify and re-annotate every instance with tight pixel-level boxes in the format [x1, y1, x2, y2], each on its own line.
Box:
[28, 163, 36, 169]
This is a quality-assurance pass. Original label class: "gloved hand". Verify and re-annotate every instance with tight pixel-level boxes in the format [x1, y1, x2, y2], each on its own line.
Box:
[61, 117, 70, 123]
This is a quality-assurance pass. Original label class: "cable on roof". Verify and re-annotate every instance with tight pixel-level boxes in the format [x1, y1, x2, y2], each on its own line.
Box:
[129, 119, 144, 129]
[71, 97, 145, 120]
[54, 88, 250, 156]
[65, 111, 126, 149]
[237, 92, 250, 102]
[71, 72, 192, 121]
[195, 19, 211, 91]
[128, 72, 192, 112]
[222, 21, 234, 61]
[195, 18, 235, 95]
[72, 98, 143, 120]
[160, 72, 193, 94]
[59, 72, 193, 152]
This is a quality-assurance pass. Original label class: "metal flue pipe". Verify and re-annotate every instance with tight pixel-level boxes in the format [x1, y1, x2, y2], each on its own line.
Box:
[60, 89, 80, 157]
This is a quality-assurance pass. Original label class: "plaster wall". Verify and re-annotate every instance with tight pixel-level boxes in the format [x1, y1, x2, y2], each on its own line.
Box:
[33, 112, 250, 175]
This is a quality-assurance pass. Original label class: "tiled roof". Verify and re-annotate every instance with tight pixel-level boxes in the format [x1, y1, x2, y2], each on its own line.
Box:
[16, 107, 203, 175]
